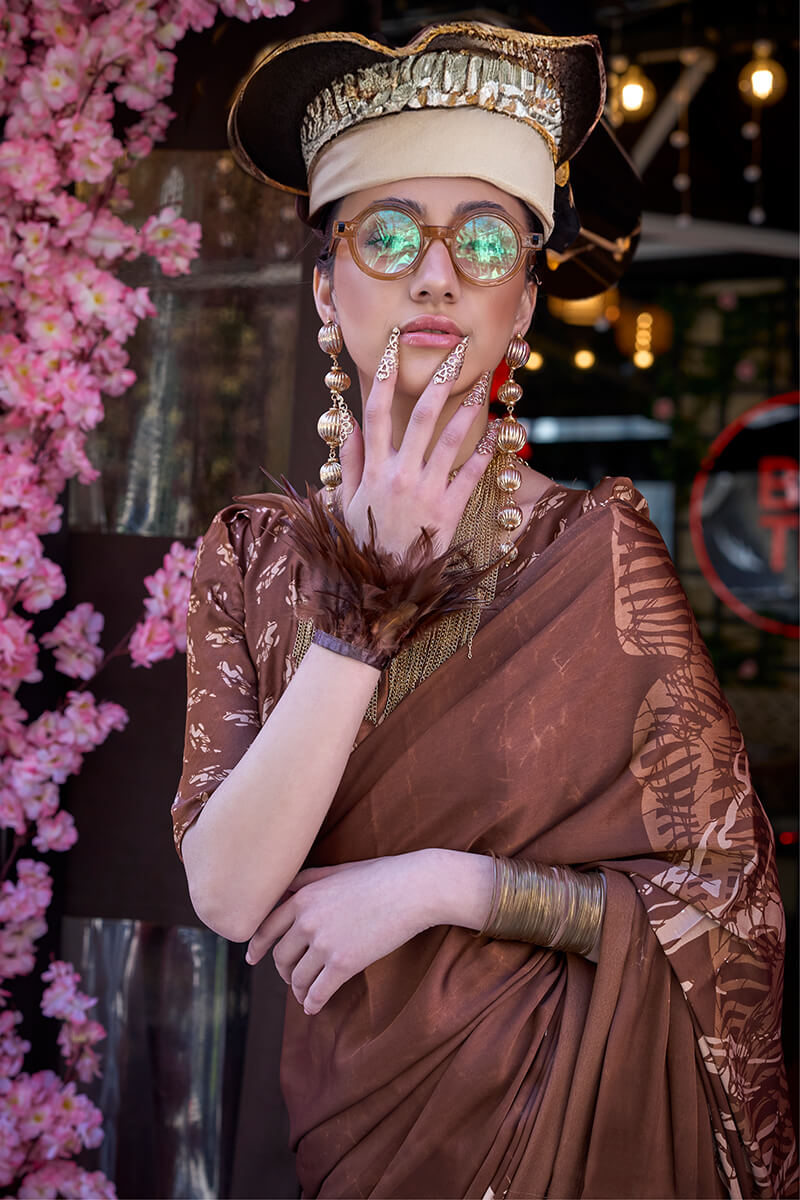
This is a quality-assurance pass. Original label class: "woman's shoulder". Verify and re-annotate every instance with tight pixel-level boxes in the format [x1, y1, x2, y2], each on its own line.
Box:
[197, 490, 293, 579]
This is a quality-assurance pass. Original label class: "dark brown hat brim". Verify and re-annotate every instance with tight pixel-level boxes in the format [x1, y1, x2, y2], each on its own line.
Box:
[545, 121, 642, 299]
[228, 24, 606, 195]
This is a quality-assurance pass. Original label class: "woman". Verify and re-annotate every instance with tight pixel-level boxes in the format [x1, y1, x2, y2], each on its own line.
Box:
[171, 22, 797, 1200]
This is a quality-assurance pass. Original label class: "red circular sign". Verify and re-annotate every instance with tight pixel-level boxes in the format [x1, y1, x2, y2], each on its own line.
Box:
[690, 393, 799, 639]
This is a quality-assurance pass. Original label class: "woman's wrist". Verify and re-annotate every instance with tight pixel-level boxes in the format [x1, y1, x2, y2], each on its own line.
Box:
[415, 848, 495, 931]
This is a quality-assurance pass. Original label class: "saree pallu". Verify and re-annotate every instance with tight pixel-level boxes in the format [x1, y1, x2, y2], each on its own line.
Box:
[172, 480, 798, 1200]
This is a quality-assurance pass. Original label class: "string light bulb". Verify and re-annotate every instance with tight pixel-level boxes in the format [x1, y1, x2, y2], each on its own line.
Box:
[524, 351, 544, 371]
[738, 43, 787, 106]
[574, 349, 596, 370]
[617, 64, 657, 120]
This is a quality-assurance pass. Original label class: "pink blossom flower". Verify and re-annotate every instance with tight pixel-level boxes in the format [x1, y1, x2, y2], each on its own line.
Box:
[40, 603, 104, 681]
[24, 307, 76, 353]
[141, 207, 202, 276]
[0, 860, 52, 924]
[0, 614, 42, 686]
[0, 140, 61, 203]
[33, 810, 78, 854]
[62, 691, 127, 750]
[18, 558, 67, 614]
[129, 614, 176, 667]
[57, 1017, 105, 1082]
[0, 527, 42, 590]
[45, 362, 103, 430]
[0, 916, 47, 979]
[0, 787, 27, 835]
[0, 1006, 30, 1080]
[41, 961, 95, 1025]
[19, 1163, 116, 1199]
[83, 211, 139, 263]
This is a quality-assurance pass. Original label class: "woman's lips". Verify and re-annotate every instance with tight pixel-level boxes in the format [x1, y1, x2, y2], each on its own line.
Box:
[401, 329, 462, 348]
[399, 318, 466, 348]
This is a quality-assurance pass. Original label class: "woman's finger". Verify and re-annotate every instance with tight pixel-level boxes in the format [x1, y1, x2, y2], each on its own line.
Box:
[245, 898, 296, 965]
[338, 413, 364, 512]
[444, 440, 495, 513]
[397, 335, 470, 466]
[360, 326, 399, 466]
[423, 372, 491, 482]
[303, 963, 346, 1016]
[288, 862, 356, 892]
[290, 946, 326, 1007]
[271, 925, 309, 983]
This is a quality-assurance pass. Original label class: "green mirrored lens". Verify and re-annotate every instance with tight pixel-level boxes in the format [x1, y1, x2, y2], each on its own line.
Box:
[357, 209, 420, 275]
[454, 215, 519, 281]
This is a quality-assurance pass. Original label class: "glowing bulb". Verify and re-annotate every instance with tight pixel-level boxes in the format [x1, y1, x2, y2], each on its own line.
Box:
[738, 56, 787, 106]
[524, 351, 544, 371]
[633, 349, 654, 369]
[614, 65, 657, 121]
[574, 349, 595, 370]
[621, 82, 644, 112]
[750, 68, 773, 100]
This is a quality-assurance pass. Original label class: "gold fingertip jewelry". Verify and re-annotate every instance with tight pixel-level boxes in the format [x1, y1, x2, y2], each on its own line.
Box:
[475, 854, 606, 957]
[376, 325, 401, 381]
[461, 370, 492, 407]
[317, 319, 354, 500]
[495, 332, 531, 564]
[432, 335, 469, 384]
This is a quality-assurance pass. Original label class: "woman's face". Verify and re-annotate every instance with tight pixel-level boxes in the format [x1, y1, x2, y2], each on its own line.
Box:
[313, 176, 537, 451]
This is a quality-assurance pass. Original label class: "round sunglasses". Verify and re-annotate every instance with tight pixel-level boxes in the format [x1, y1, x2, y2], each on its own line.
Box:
[329, 203, 543, 286]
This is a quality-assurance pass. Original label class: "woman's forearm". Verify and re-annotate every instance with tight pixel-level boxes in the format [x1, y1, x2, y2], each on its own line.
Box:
[181, 643, 379, 941]
[421, 848, 603, 963]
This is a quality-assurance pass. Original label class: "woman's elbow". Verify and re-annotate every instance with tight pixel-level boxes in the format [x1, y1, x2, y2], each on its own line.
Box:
[187, 883, 259, 944]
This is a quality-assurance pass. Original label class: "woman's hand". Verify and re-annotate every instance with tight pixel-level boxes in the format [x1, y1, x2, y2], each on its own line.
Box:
[245, 852, 438, 1014]
[339, 333, 492, 557]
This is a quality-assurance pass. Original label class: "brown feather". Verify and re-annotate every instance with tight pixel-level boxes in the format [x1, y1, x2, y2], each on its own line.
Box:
[269, 479, 504, 659]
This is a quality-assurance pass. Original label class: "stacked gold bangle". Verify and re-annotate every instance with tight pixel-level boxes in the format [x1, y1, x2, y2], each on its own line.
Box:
[476, 852, 606, 957]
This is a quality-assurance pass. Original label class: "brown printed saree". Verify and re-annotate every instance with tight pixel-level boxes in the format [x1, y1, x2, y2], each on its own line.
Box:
[173, 477, 798, 1199]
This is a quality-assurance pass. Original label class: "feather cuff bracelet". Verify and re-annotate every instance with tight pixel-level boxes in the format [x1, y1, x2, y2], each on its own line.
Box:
[271, 480, 500, 668]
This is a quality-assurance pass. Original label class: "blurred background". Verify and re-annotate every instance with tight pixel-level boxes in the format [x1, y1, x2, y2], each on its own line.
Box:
[48, 1, 798, 1196]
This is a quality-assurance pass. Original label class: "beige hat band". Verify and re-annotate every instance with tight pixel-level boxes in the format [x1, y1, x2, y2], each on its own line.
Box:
[301, 49, 563, 174]
[308, 107, 556, 238]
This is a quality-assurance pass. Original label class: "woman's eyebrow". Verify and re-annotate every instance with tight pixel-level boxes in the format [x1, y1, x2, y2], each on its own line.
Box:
[374, 197, 513, 221]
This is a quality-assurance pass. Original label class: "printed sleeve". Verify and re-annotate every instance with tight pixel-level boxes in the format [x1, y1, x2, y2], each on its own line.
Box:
[170, 506, 262, 862]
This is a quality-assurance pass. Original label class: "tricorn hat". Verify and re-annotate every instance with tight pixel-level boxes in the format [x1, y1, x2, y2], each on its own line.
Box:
[228, 22, 640, 298]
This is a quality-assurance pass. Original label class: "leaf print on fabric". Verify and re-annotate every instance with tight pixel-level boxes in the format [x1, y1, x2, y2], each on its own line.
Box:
[187, 687, 215, 710]
[187, 764, 233, 789]
[188, 723, 216, 754]
[223, 710, 260, 728]
[256, 620, 279, 666]
[255, 553, 288, 604]
[611, 504, 693, 658]
[206, 625, 243, 646]
[215, 537, 239, 570]
[219, 660, 252, 695]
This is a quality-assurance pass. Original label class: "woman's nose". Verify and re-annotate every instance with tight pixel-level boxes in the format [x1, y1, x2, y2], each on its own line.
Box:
[408, 238, 461, 302]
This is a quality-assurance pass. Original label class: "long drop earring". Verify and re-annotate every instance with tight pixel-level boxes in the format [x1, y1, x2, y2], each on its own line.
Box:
[495, 332, 530, 563]
[316, 320, 353, 502]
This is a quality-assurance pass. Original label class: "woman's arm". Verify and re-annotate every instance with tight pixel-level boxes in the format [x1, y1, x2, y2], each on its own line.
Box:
[245, 848, 603, 1017]
[181, 341, 491, 942]
[181, 642, 379, 941]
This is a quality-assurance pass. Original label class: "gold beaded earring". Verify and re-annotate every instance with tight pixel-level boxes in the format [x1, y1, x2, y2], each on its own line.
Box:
[494, 332, 530, 563]
[316, 320, 353, 501]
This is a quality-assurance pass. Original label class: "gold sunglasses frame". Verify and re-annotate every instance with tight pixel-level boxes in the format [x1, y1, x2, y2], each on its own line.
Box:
[330, 202, 543, 286]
